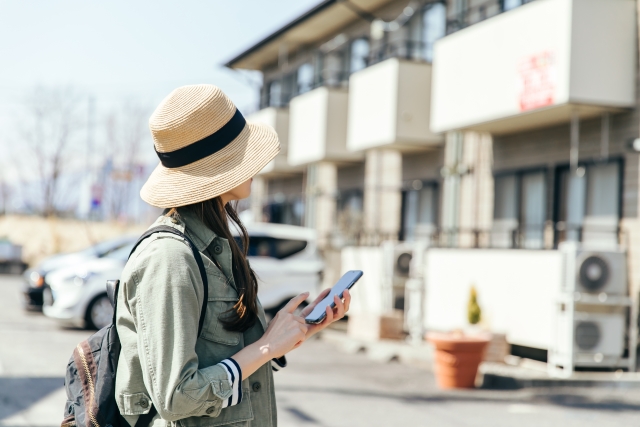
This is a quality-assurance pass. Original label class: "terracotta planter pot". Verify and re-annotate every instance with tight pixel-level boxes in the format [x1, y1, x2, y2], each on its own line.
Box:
[427, 332, 491, 389]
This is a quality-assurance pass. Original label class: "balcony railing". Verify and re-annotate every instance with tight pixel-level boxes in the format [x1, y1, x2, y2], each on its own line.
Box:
[369, 40, 433, 66]
[446, 0, 536, 35]
[416, 222, 622, 250]
[242, 191, 622, 250]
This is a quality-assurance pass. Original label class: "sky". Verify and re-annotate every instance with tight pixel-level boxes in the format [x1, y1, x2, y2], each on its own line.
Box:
[0, 0, 320, 178]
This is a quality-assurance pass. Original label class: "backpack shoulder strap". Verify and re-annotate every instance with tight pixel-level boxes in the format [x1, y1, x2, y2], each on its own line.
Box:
[129, 225, 209, 337]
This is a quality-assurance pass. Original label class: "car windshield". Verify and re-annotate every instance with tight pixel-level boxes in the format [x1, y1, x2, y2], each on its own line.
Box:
[104, 244, 135, 262]
[79, 237, 135, 258]
[235, 236, 307, 259]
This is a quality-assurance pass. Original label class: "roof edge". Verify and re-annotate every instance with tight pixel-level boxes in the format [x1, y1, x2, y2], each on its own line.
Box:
[224, 0, 338, 69]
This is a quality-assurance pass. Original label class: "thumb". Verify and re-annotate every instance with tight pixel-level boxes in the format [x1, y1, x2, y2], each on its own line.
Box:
[282, 292, 309, 313]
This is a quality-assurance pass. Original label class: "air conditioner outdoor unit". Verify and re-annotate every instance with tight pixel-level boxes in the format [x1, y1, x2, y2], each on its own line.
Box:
[559, 241, 627, 296]
[549, 302, 627, 375]
[384, 242, 414, 311]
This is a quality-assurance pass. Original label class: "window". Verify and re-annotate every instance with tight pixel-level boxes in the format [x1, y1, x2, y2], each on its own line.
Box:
[557, 161, 621, 247]
[297, 63, 314, 94]
[502, 0, 523, 11]
[321, 50, 347, 87]
[402, 182, 438, 241]
[236, 236, 308, 259]
[336, 189, 364, 244]
[265, 195, 304, 227]
[492, 169, 546, 248]
[520, 171, 546, 248]
[266, 72, 297, 107]
[422, 2, 446, 62]
[268, 81, 282, 107]
[349, 38, 370, 74]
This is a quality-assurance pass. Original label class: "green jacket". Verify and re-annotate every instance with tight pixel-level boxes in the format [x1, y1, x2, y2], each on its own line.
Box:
[115, 209, 278, 427]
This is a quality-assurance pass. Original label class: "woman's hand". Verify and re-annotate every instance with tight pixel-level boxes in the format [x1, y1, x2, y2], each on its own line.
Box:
[299, 288, 351, 340]
[257, 293, 309, 358]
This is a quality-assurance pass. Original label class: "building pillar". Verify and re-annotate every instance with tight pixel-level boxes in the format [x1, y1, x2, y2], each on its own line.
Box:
[250, 176, 268, 223]
[305, 162, 337, 249]
[441, 131, 494, 248]
[363, 148, 402, 245]
[441, 132, 463, 246]
[458, 132, 494, 247]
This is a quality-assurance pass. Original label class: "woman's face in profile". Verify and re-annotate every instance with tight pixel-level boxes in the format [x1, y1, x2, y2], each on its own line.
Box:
[221, 178, 253, 204]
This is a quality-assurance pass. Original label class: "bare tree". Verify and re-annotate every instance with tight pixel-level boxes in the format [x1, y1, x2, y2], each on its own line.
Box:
[18, 86, 83, 217]
[0, 177, 10, 215]
[102, 101, 150, 221]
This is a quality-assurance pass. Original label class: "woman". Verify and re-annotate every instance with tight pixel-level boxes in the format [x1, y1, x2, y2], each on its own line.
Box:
[115, 84, 350, 427]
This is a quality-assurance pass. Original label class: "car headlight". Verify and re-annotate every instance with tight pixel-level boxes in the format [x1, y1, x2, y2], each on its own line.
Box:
[73, 271, 96, 286]
[30, 271, 45, 288]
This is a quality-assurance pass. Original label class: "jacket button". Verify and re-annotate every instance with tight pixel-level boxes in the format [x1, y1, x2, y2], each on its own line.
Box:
[206, 406, 215, 414]
[213, 245, 223, 255]
[138, 398, 149, 408]
[252, 382, 261, 392]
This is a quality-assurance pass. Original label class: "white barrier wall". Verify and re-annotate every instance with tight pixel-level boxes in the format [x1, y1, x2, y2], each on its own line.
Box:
[424, 249, 563, 349]
[341, 246, 386, 316]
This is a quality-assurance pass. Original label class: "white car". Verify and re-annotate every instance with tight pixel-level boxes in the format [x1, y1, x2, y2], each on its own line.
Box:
[43, 223, 323, 329]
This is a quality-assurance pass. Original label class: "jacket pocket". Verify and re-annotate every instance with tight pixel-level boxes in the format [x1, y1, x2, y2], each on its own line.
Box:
[119, 392, 153, 416]
[179, 388, 253, 427]
[200, 299, 242, 346]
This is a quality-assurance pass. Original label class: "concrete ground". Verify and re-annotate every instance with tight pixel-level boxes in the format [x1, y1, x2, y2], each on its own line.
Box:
[1, 275, 639, 427]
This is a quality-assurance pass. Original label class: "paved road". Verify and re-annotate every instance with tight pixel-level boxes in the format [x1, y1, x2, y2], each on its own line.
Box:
[1, 274, 640, 427]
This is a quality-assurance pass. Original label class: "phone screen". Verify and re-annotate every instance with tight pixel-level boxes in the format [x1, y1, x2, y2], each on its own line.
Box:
[305, 270, 363, 324]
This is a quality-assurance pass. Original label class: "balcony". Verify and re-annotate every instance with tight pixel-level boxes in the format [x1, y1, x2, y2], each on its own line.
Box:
[347, 57, 443, 152]
[431, 0, 636, 134]
[288, 86, 363, 166]
[246, 107, 302, 176]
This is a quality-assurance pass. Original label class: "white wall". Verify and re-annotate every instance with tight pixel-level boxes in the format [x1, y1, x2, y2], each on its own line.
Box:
[247, 107, 294, 174]
[289, 89, 329, 166]
[430, 0, 636, 133]
[348, 58, 442, 151]
[424, 249, 563, 349]
[288, 87, 362, 166]
[341, 246, 386, 315]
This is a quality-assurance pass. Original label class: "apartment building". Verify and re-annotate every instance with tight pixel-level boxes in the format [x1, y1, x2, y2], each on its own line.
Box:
[227, 0, 640, 365]
[226, 0, 452, 249]
[227, 0, 639, 257]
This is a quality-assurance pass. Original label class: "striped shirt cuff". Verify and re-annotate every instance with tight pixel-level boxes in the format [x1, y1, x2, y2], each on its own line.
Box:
[219, 358, 243, 408]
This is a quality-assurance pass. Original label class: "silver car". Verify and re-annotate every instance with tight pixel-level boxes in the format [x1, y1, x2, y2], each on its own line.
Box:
[44, 223, 324, 329]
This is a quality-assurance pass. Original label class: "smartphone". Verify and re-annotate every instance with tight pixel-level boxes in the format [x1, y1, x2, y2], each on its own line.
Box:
[305, 270, 363, 324]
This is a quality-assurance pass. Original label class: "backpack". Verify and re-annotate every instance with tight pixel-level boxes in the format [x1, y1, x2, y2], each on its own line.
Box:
[61, 225, 209, 427]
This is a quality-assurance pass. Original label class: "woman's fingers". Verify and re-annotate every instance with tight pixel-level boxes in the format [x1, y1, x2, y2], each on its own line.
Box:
[324, 303, 334, 325]
[333, 295, 345, 319]
[300, 288, 331, 317]
[282, 292, 310, 313]
[343, 289, 351, 313]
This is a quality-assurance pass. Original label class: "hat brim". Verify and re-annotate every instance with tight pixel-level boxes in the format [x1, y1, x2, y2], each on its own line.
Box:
[140, 122, 280, 208]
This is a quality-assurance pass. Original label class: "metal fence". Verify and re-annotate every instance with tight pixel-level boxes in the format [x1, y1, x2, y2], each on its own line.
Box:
[241, 193, 622, 250]
[446, 0, 537, 35]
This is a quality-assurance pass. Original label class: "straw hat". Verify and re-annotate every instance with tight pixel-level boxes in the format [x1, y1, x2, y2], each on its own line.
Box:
[140, 84, 280, 208]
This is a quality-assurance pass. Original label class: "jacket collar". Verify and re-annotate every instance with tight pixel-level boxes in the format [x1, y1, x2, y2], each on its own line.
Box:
[170, 208, 217, 252]
[156, 209, 268, 332]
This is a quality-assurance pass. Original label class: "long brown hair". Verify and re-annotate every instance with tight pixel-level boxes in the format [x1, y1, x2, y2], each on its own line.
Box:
[167, 198, 258, 332]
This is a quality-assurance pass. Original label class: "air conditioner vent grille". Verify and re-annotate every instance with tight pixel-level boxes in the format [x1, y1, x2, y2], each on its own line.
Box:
[575, 321, 601, 351]
[579, 256, 609, 292]
[395, 252, 412, 277]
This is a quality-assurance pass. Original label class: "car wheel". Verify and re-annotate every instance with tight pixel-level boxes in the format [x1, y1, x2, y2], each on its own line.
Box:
[86, 294, 113, 330]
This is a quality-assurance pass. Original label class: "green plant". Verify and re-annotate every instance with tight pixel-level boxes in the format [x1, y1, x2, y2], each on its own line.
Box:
[467, 285, 481, 325]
